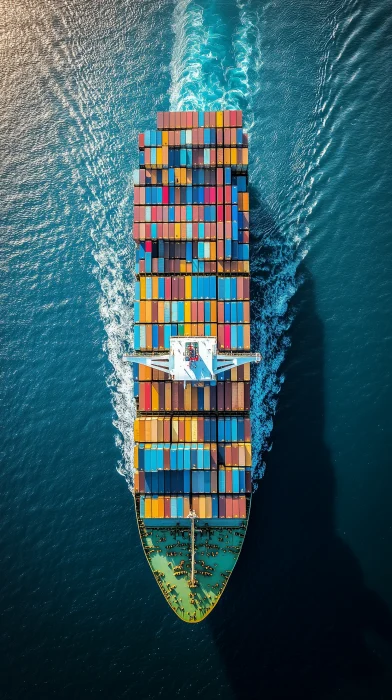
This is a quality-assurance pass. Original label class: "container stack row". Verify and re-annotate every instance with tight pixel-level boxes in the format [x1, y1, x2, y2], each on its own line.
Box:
[132, 110, 252, 521]
[139, 494, 247, 519]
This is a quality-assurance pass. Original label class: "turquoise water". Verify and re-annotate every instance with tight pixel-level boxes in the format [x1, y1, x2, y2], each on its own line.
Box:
[1, 1, 392, 698]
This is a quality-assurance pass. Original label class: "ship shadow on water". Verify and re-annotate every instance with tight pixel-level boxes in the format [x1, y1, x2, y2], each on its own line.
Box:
[208, 199, 392, 700]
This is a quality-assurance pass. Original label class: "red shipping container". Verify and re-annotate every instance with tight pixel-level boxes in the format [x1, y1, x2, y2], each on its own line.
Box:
[210, 148, 216, 167]
[217, 240, 224, 261]
[219, 495, 226, 518]
[217, 205, 224, 223]
[237, 277, 243, 300]
[164, 278, 171, 300]
[163, 112, 170, 129]
[226, 495, 233, 517]
[174, 130, 181, 147]
[224, 185, 231, 203]
[232, 444, 239, 466]
[139, 472, 145, 494]
[217, 324, 224, 349]
[225, 445, 232, 467]
[138, 133, 144, 149]
[218, 303, 224, 323]
[197, 301, 204, 322]
[244, 418, 251, 442]
[217, 223, 224, 239]
[210, 187, 216, 204]
[168, 130, 175, 146]
[216, 128, 223, 146]
[239, 495, 247, 518]
[217, 167, 224, 185]
[224, 128, 230, 146]
[232, 495, 240, 518]
[225, 221, 232, 239]
[179, 277, 185, 299]
[224, 325, 231, 350]
[230, 110, 236, 127]
[236, 110, 243, 127]
[192, 111, 198, 128]
[223, 111, 230, 127]
[134, 471, 140, 493]
[186, 111, 193, 129]
[211, 471, 218, 493]
[243, 277, 250, 299]
[164, 496, 171, 517]
[157, 112, 163, 129]
[139, 260, 145, 274]
[204, 112, 210, 128]
[180, 111, 187, 129]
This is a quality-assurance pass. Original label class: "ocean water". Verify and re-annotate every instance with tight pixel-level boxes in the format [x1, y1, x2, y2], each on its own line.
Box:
[1, 0, 392, 698]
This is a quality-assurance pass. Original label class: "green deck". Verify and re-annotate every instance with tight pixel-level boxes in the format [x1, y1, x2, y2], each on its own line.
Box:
[135, 501, 249, 622]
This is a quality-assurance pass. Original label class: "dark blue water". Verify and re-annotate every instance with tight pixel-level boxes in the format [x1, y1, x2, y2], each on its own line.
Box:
[1, 1, 392, 698]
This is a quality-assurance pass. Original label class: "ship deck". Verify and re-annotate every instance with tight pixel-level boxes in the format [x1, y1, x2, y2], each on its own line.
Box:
[136, 503, 249, 622]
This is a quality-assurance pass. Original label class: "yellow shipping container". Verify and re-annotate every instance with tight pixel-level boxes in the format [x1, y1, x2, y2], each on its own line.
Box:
[185, 416, 192, 442]
[151, 496, 159, 518]
[145, 497, 152, 518]
[158, 496, 164, 518]
[151, 417, 158, 442]
[184, 384, 192, 412]
[180, 168, 187, 185]
[191, 417, 198, 443]
[216, 111, 223, 127]
[231, 367, 237, 381]
[174, 168, 181, 185]
[184, 301, 191, 322]
[230, 147, 237, 165]
[145, 417, 152, 442]
[134, 446, 139, 470]
[204, 385, 210, 411]
[205, 495, 212, 519]
[162, 169, 168, 185]
[134, 418, 140, 442]
[162, 131, 169, 146]
[145, 300, 151, 324]
[172, 418, 179, 442]
[156, 147, 162, 166]
[158, 301, 164, 323]
[185, 277, 192, 299]
[224, 148, 231, 165]
[245, 443, 252, 467]
[152, 277, 159, 300]
[175, 222, 181, 240]
[140, 277, 146, 300]
[199, 495, 206, 519]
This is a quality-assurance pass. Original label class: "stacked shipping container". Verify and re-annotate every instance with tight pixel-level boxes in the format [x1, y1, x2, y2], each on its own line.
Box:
[132, 110, 251, 520]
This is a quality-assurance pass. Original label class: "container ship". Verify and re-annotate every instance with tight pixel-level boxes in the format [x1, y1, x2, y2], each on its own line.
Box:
[124, 110, 260, 623]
